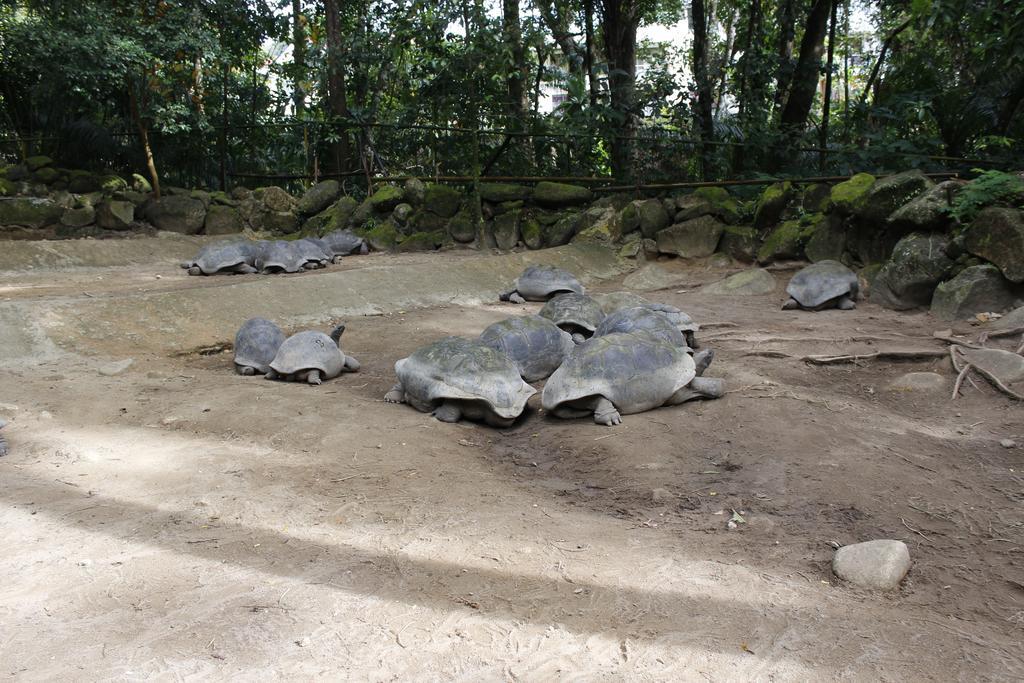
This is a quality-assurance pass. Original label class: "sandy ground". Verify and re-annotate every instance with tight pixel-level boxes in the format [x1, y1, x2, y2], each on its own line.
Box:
[1, 242, 1022, 681]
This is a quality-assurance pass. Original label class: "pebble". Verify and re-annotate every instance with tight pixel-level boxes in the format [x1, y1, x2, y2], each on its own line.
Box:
[832, 539, 911, 590]
[98, 358, 134, 377]
[1001, 439, 1017, 449]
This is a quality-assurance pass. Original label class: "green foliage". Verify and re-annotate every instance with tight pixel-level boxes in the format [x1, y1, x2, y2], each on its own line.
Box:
[947, 170, 1024, 224]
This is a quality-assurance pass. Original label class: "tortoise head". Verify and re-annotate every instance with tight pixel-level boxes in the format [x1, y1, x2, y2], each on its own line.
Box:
[329, 324, 346, 348]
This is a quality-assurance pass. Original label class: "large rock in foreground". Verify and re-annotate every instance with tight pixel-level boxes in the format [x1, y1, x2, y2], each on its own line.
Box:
[833, 539, 910, 590]
[0, 197, 63, 228]
[930, 264, 1022, 321]
[143, 196, 207, 234]
[656, 215, 724, 257]
[964, 207, 1024, 283]
[870, 233, 953, 310]
[888, 180, 963, 232]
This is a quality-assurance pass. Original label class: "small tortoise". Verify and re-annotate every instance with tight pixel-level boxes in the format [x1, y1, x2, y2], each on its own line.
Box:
[538, 292, 606, 343]
[0, 418, 7, 457]
[181, 240, 259, 276]
[542, 330, 723, 426]
[594, 306, 689, 348]
[266, 325, 360, 384]
[500, 265, 584, 304]
[479, 315, 575, 382]
[321, 229, 370, 256]
[384, 336, 536, 427]
[783, 260, 859, 311]
[256, 240, 305, 273]
[234, 318, 287, 375]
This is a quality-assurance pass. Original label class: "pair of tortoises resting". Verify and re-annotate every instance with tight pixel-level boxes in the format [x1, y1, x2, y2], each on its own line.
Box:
[181, 230, 368, 276]
[234, 317, 359, 385]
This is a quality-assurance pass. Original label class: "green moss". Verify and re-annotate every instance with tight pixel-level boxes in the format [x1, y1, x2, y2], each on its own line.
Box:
[423, 183, 463, 217]
[100, 175, 128, 193]
[829, 173, 875, 214]
[368, 184, 404, 211]
[532, 181, 593, 207]
[25, 155, 52, 171]
[757, 218, 815, 263]
[0, 177, 16, 196]
[397, 230, 444, 252]
[478, 183, 531, 203]
[360, 221, 400, 250]
[693, 186, 741, 223]
[753, 181, 795, 229]
[521, 216, 542, 249]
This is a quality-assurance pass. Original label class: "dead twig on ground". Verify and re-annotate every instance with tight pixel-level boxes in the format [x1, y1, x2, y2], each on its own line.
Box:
[952, 363, 973, 399]
[744, 349, 948, 363]
[900, 516, 933, 542]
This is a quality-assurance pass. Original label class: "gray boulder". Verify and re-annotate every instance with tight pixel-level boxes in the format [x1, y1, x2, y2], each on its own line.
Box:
[60, 205, 96, 228]
[493, 210, 521, 250]
[636, 199, 670, 237]
[296, 179, 341, 216]
[0, 197, 63, 228]
[857, 169, 933, 223]
[256, 186, 294, 213]
[870, 233, 953, 310]
[422, 183, 462, 217]
[931, 264, 1022, 321]
[447, 207, 478, 243]
[532, 181, 593, 208]
[545, 213, 580, 247]
[656, 215, 725, 258]
[144, 196, 207, 234]
[753, 181, 795, 230]
[718, 225, 759, 262]
[478, 183, 531, 203]
[888, 180, 963, 232]
[959, 347, 1024, 387]
[833, 540, 911, 590]
[95, 200, 135, 230]
[204, 205, 244, 235]
[804, 214, 847, 263]
[964, 207, 1024, 283]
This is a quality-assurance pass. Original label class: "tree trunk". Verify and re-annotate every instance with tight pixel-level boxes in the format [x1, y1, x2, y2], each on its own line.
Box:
[778, 0, 831, 132]
[536, 0, 585, 83]
[502, 0, 529, 127]
[842, 0, 850, 135]
[128, 77, 160, 199]
[772, 0, 796, 115]
[324, 0, 352, 174]
[858, 17, 912, 107]
[292, 0, 307, 116]
[601, 0, 638, 182]
[692, 0, 715, 179]
[819, 0, 837, 171]
[584, 0, 599, 107]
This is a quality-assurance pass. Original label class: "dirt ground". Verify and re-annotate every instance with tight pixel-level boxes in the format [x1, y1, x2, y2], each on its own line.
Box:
[1, 243, 1022, 681]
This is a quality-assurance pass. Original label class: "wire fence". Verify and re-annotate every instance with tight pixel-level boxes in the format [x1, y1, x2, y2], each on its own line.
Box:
[1, 117, 1016, 198]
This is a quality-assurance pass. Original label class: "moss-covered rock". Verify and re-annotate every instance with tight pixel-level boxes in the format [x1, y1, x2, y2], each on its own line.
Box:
[403, 178, 426, 205]
[346, 198, 374, 229]
[255, 186, 294, 213]
[930, 264, 1022, 321]
[656, 215, 725, 257]
[67, 172, 102, 194]
[25, 155, 53, 171]
[804, 213, 847, 263]
[261, 210, 298, 234]
[423, 183, 463, 217]
[95, 200, 135, 230]
[131, 173, 152, 193]
[718, 225, 759, 263]
[31, 167, 60, 185]
[359, 220, 400, 251]
[478, 183, 531, 203]
[888, 180, 963, 232]
[297, 179, 342, 216]
[60, 205, 95, 228]
[397, 230, 444, 252]
[100, 175, 128, 193]
[545, 212, 581, 247]
[330, 196, 360, 231]
[521, 216, 543, 249]
[409, 210, 449, 235]
[446, 207, 478, 243]
[964, 206, 1024, 283]
[204, 205, 244, 235]
[635, 198, 670, 237]
[802, 183, 832, 213]
[535, 209, 564, 226]
[870, 232, 954, 310]
[0, 197, 64, 228]
[0, 177, 16, 197]
[392, 203, 413, 224]
[858, 169, 933, 223]
[493, 209, 521, 250]
[367, 184, 404, 212]
[574, 207, 622, 244]
[692, 186, 741, 223]
[619, 202, 641, 234]
[830, 173, 875, 214]
[756, 218, 815, 263]
[532, 181, 593, 207]
[753, 181, 795, 230]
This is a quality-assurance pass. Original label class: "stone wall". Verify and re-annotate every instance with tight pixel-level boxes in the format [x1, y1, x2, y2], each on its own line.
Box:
[3, 156, 1022, 319]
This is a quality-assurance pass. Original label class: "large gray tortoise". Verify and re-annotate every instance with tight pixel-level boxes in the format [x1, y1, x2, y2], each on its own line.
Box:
[538, 292, 606, 343]
[594, 306, 689, 348]
[0, 418, 7, 456]
[783, 260, 859, 311]
[234, 318, 287, 375]
[479, 315, 575, 382]
[256, 240, 305, 273]
[266, 325, 360, 384]
[542, 331, 723, 426]
[321, 229, 369, 256]
[181, 240, 259, 276]
[385, 336, 536, 427]
[500, 265, 585, 304]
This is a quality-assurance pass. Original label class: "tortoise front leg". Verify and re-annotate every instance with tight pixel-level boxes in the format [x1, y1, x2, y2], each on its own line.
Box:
[593, 397, 621, 426]
[433, 401, 462, 423]
[836, 295, 856, 310]
[342, 355, 361, 372]
[306, 370, 322, 386]
[667, 377, 725, 404]
[265, 369, 279, 380]
[236, 364, 256, 376]
[384, 384, 406, 403]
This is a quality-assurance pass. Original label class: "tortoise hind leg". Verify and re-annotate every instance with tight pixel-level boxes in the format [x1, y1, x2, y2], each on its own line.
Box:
[433, 401, 462, 423]
[781, 298, 800, 310]
[305, 370, 322, 385]
[236, 364, 256, 376]
[342, 355, 360, 372]
[265, 369, 279, 380]
[593, 397, 621, 426]
[836, 295, 856, 310]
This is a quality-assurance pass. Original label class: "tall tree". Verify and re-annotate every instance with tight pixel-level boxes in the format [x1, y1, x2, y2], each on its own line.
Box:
[323, 0, 352, 174]
[691, 0, 714, 179]
[292, 0, 307, 116]
[502, 0, 529, 127]
[601, 0, 640, 181]
[778, 0, 832, 134]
